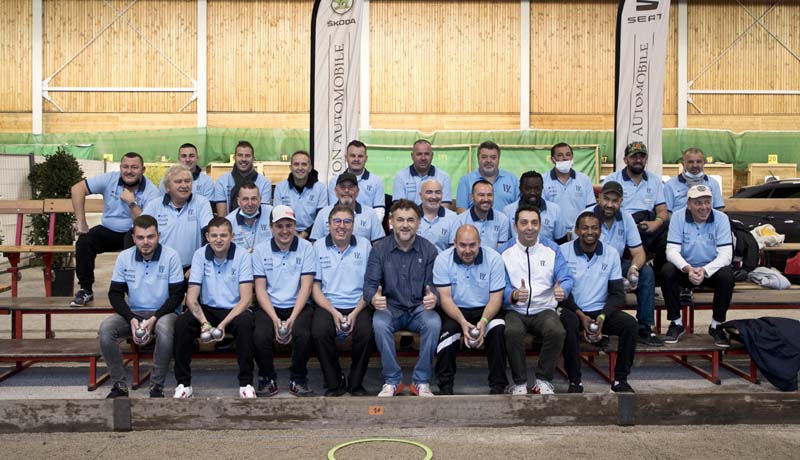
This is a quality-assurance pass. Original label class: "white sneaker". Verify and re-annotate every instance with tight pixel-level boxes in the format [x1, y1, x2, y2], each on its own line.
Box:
[511, 383, 528, 395]
[378, 383, 397, 397]
[532, 379, 555, 395]
[239, 384, 256, 399]
[173, 384, 193, 399]
[412, 383, 434, 397]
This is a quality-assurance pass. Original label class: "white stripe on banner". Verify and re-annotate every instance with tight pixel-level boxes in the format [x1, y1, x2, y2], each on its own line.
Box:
[614, 0, 671, 174]
[311, 0, 363, 184]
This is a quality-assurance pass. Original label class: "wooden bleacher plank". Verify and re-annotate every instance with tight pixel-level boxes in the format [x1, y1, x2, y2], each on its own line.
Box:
[44, 198, 104, 214]
[761, 243, 800, 252]
[0, 245, 76, 253]
[0, 200, 44, 214]
[725, 198, 800, 213]
[0, 296, 112, 310]
[0, 338, 100, 358]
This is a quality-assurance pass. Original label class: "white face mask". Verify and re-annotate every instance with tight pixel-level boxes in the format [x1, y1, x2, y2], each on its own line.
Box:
[240, 209, 259, 219]
[555, 160, 573, 174]
[683, 171, 704, 181]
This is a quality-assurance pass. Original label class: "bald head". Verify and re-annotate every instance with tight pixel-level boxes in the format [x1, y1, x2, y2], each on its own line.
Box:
[420, 179, 443, 213]
[454, 224, 481, 264]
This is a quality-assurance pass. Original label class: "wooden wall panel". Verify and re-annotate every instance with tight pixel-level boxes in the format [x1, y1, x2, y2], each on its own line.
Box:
[370, 0, 519, 115]
[688, 0, 800, 115]
[42, 0, 197, 113]
[208, 0, 313, 112]
[0, 0, 32, 111]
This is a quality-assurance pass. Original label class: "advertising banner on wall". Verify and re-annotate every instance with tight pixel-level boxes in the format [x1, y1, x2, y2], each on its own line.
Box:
[311, 0, 363, 183]
[614, 0, 671, 173]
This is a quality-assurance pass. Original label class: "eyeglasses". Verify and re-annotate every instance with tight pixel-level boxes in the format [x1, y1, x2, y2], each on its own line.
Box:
[331, 218, 354, 226]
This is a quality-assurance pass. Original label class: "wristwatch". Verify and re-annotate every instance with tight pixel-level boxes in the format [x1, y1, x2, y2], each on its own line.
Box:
[128, 201, 138, 209]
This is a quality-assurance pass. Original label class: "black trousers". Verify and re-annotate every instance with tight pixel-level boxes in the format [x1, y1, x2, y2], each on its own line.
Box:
[173, 306, 255, 387]
[435, 308, 508, 389]
[311, 307, 374, 390]
[75, 225, 133, 291]
[660, 263, 733, 323]
[253, 306, 313, 384]
[559, 298, 637, 382]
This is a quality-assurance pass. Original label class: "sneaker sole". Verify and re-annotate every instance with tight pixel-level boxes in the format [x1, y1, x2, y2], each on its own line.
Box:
[256, 390, 279, 397]
[663, 330, 685, 344]
[378, 383, 406, 397]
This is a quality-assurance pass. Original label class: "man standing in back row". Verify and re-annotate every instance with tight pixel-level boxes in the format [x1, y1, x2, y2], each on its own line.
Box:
[212, 140, 272, 216]
[393, 139, 452, 206]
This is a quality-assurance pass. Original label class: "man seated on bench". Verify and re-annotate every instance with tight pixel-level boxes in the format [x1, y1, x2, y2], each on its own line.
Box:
[252, 205, 317, 397]
[310, 205, 374, 396]
[452, 180, 511, 249]
[501, 203, 571, 395]
[173, 217, 256, 398]
[71, 152, 161, 307]
[661, 185, 734, 348]
[225, 182, 273, 252]
[559, 211, 638, 393]
[433, 224, 507, 395]
[363, 199, 441, 397]
[100, 215, 185, 398]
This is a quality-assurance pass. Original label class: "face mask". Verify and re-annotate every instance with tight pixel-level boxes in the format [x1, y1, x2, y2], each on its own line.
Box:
[555, 160, 573, 174]
[240, 210, 259, 219]
[683, 171, 703, 181]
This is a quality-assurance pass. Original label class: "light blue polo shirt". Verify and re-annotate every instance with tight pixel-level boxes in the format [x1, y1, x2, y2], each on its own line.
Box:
[664, 174, 725, 212]
[212, 172, 272, 209]
[225, 205, 274, 252]
[392, 165, 452, 204]
[309, 202, 385, 242]
[273, 179, 328, 231]
[667, 208, 732, 267]
[111, 244, 184, 312]
[452, 208, 511, 249]
[159, 169, 215, 201]
[188, 243, 254, 310]
[328, 169, 385, 210]
[85, 172, 161, 233]
[584, 204, 642, 257]
[455, 169, 519, 211]
[560, 240, 623, 313]
[503, 199, 567, 242]
[433, 246, 506, 309]
[543, 169, 597, 231]
[252, 236, 316, 310]
[603, 168, 666, 214]
[142, 193, 214, 267]
[417, 206, 458, 252]
[313, 235, 372, 310]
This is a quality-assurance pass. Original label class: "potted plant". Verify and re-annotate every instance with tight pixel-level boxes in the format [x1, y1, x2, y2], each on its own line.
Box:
[27, 147, 85, 296]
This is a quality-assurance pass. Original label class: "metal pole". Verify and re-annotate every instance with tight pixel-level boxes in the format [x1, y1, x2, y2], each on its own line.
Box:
[32, 0, 43, 135]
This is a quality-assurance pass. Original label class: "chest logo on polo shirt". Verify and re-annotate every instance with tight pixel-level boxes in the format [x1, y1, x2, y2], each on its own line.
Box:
[617, 229, 624, 237]
[159, 266, 165, 274]
[539, 260, 546, 267]
[296, 257, 302, 265]
[503, 184, 512, 193]
[479, 272, 486, 280]
[354, 252, 362, 260]
[575, 185, 582, 192]
[440, 228, 448, 236]
[366, 185, 373, 192]
[602, 263, 608, 271]
[360, 220, 367, 227]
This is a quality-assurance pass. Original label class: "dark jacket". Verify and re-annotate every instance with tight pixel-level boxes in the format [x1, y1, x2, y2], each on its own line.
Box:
[724, 317, 800, 391]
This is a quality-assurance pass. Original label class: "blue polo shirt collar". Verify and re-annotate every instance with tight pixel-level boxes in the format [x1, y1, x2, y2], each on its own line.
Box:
[453, 247, 483, 265]
[685, 208, 715, 224]
[549, 168, 576, 180]
[205, 243, 237, 261]
[592, 204, 623, 222]
[573, 239, 604, 258]
[192, 166, 202, 180]
[359, 169, 371, 180]
[161, 193, 194, 207]
[418, 204, 447, 218]
[409, 165, 436, 177]
[677, 173, 709, 184]
[521, 198, 547, 211]
[117, 176, 148, 192]
[270, 235, 300, 253]
[621, 167, 649, 182]
[470, 207, 495, 221]
[235, 207, 263, 225]
[335, 201, 363, 214]
[135, 243, 163, 262]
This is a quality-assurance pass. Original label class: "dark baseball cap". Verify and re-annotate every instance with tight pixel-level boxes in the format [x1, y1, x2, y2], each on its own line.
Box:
[624, 142, 648, 156]
[336, 173, 358, 186]
[600, 181, 623, 196]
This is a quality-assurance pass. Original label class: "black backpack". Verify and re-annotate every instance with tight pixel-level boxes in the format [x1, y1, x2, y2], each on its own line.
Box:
[730, 219, 759, 275]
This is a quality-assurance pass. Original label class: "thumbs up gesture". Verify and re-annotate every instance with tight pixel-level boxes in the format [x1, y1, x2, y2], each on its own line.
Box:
[516, 278, 529, 304]
[554, 281, 565, 302]
[422, 285, 437, 310]
[372, 285, 387, 310]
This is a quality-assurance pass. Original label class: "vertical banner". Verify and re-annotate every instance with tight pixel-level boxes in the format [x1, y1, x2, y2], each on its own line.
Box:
[614, 0, 671, 174]
[311, 0, 363, 184]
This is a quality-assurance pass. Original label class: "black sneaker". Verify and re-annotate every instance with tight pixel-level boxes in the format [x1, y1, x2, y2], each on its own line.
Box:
[438, 384, 454, 396]
[349, 385, 368, 397]
[256, 377, 279, 397]
[70, 289, 93, 307]
[489, 385, 506, 395]
[149, 383, 164, 398]
[679, 288, 694, 305]
[289, 380, 314, 397]
[568, 381, 584, 393]
[709, 326, 731, 349]
[638, 327, 665, 347]
[325, 386, 347, 397]
[664, 322, 685, 344]
[106, 382, 129, 399]
[611, 380, 635, 393]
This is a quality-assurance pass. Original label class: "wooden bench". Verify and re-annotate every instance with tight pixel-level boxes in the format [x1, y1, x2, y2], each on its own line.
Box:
[0, 338, 103, 390]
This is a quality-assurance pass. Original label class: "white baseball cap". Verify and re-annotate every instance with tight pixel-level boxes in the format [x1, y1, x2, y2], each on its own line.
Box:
[271, 205, 296, 222]
[687, 184, 712, 199]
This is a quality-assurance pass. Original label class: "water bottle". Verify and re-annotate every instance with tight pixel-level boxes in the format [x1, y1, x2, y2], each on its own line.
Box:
[466, 327, 481, 348]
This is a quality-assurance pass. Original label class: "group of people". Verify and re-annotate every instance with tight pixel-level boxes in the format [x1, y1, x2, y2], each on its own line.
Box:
[76, 138, 736, 399]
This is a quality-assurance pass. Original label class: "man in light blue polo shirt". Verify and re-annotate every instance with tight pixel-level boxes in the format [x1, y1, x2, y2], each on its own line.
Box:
[453, 180, 510, 249]
[143, 164, 214, 269]
[71, 152, 161, 306]
[392, 139, 452, 205]
[662, 185, 734, 348]
[328, 140, 386, 222]
[542, 142, 597, 233]
[417, 179, 458, 252]
[100, 215, 185, 399]
[225, 182, 273, 253]
[559, 211, 638, 393]
[503, 171, 567, 243]
[173, 217, 256, 398]
[252, 205, 317, 397]
[212, 140, 272, 216]
[310, 173, 385, 243]
[455, 141, 519, 213]
[159, 143, 214, 200]
[434, 225, 507, 395]
[664, 147, 725, 213]
[273, 150, 328, 238]
[310, 205, 374, 396]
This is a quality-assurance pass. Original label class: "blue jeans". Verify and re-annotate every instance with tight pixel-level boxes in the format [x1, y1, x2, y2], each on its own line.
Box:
[372, 305, 441, 385]
[621, 259, 655, 329]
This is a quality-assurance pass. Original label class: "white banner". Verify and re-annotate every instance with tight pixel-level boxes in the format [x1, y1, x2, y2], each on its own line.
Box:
[614, 0, 671, 174]
[311, 0, 363, 184]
